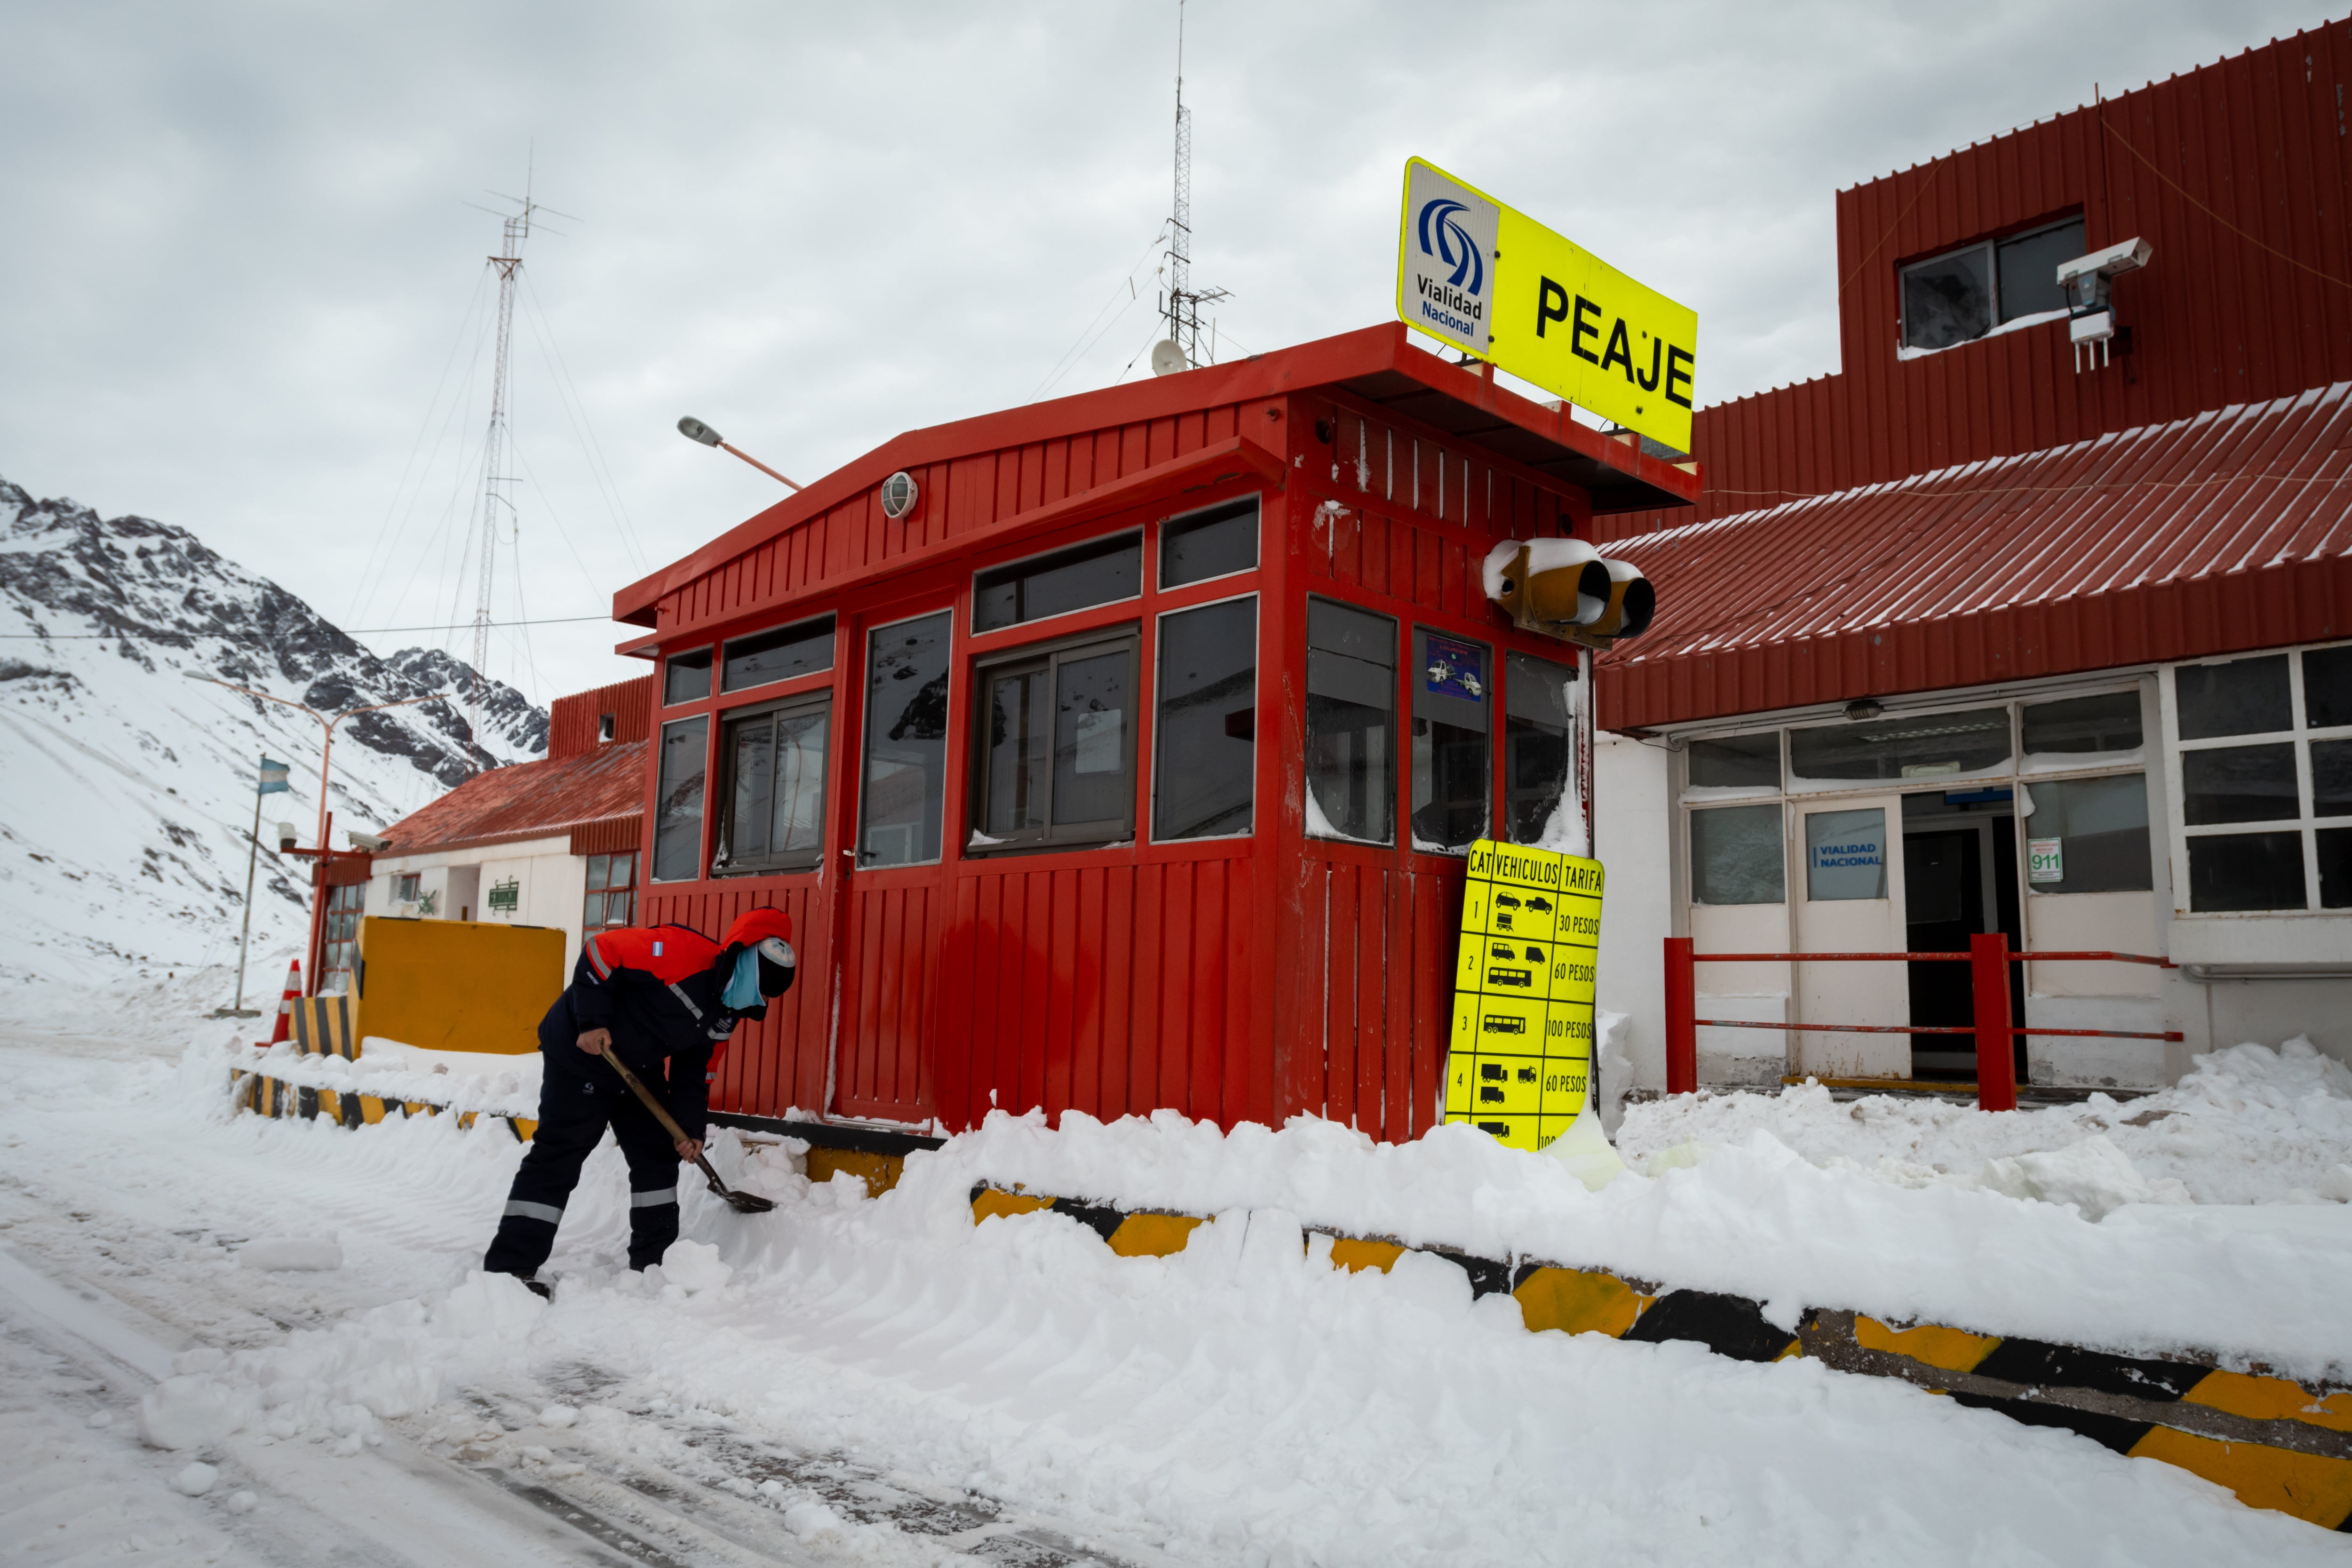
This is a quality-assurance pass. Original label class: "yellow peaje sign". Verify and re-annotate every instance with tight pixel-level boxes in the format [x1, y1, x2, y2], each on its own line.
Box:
[1397, 157, 1698, 454]
[1442, 839, 1603, 1152]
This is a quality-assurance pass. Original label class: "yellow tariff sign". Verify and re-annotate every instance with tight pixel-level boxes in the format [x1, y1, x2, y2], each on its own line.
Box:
[1397, 157, 1698, 454]
[1442, 839, 1603, 1152]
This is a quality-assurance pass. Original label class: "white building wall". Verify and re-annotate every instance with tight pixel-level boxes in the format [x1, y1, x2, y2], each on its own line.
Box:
[366, 835, 590, 973]
[1592, 731, 1672, 1101]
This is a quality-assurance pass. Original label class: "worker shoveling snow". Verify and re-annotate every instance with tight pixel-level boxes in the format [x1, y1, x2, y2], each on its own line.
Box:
[1, 1025, 2348, 1565]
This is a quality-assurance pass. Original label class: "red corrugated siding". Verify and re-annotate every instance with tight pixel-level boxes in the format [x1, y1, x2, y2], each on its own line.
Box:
[643, 882, 829, 1120]
[1600, 383, 2352, 729]
[549, 675, 653, 760]
[1595, 21, 2352, 548]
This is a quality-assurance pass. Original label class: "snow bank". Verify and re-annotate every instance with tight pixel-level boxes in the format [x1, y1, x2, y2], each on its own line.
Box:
[883, 1100, 2352, 1378]
[1617, 1038, 2352, 1207]
[229, 1038, 541, 1118]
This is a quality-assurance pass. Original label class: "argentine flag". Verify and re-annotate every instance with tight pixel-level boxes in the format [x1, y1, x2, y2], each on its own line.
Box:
[256, 757, 291, 796]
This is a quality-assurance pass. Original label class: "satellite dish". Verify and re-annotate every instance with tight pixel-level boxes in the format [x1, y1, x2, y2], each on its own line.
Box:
[1150, 340, 1187, 378]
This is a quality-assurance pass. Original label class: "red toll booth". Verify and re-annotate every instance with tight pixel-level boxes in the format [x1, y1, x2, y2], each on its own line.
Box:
[616, 322, 1697, 1143]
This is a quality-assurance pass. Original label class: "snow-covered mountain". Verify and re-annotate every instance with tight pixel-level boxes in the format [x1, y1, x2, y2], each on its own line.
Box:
[0, 476, 549, 1005]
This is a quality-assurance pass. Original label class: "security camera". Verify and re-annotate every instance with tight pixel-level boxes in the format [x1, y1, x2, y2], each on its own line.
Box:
[2055, 238, 2150, 373]
[276, 821, 299, 852]
[346, 829, 389, 852]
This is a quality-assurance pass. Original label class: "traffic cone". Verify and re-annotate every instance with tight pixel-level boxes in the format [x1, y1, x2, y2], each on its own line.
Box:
[266, 960, 302, 1046]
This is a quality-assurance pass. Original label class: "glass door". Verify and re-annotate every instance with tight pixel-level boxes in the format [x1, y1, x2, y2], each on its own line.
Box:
[1792, 793, 1909, 1079]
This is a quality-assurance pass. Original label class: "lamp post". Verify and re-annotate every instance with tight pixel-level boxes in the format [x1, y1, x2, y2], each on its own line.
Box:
[183, 675, 450, 992]
[677, 415, 803, 491]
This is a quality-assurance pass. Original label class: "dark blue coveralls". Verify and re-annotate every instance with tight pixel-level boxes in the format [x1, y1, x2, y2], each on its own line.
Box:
[483, 925, 754, 1277]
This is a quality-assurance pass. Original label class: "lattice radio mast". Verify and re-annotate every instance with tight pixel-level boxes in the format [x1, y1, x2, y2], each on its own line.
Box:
[1161, 0, 1227, 368]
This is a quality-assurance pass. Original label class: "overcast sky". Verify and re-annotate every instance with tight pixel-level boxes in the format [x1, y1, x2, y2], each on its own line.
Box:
[0, 0, 2322, 705]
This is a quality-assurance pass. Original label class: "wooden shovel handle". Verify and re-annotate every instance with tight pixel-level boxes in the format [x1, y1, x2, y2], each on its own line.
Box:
[599, 1046, 694, 1147]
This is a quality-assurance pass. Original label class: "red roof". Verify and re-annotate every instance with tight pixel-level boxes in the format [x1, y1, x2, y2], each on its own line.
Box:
[380, 739, 647, 856]
[1597, 383, 2352, 731]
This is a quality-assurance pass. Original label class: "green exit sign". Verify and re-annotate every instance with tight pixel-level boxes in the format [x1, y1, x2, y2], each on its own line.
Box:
[486, 877, 520, 913]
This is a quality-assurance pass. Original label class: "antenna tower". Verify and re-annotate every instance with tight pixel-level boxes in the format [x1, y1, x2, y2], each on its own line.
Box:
[467, 187, 536, 769]
[1162, 0, 1226, 367]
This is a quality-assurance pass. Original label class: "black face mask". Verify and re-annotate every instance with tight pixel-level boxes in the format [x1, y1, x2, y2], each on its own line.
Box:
[757, 953, 795, 997]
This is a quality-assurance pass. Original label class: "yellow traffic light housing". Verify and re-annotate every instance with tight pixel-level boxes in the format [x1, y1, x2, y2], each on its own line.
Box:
[1481, 540, 1654, 649]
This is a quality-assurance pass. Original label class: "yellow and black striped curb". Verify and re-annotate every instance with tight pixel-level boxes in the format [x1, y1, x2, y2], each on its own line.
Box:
[230, 1068, 538, 1143]
[970, 1184, 2352, 1532]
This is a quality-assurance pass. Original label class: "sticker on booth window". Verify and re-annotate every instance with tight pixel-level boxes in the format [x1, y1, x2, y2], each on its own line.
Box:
[2027, 837, 2064, 883]
[1423, 634, 1486, 701]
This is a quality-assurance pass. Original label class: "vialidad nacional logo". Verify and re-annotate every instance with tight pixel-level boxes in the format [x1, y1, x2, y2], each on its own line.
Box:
[1398, 161, 1499, 354]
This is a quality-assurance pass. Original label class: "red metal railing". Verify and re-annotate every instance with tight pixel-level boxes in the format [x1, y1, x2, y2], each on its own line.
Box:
[1662, 936, 2182, 1110]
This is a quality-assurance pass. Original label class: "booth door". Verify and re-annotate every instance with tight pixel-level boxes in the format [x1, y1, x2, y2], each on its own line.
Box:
[831, 603, 956, 1124]
[1792, 795, 1910, 1079]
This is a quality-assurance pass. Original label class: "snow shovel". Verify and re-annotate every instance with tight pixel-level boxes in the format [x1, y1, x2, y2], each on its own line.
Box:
[599, 1048, 776, 1214]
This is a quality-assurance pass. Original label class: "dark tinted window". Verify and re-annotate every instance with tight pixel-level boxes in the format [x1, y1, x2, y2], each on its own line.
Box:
[1902, 247, 1991, 351]
[2315, 740, 2352, 819]
[2023, 773, 2152, 893]
[1503, 653, 1576, 844]
[1305, 599, 1395, 843]
[1410, 628, 1489, 852]
[722, 616, 834, 692]
[2177, 655, 2291, 739]
[974, 532, 1140, 633]
[2320, 828, 2352, 908]
[652, 717, 708, 881]
[2182, 744, 2299, 825]
[973, 633, 1136, 851]
[1155, 597, 1256, 840]
[1692, 804, 1784, 904]
[2307, 645, 2352, 730]
[664, 648, 712, 706]
[2188, 831, 2306, 912]
[1689, 732, 1780, 788]
[2022, 691, 2141, 756]
[715, 696, 828, 874]
[1995, 218, 2084, 322]
[859, 613, 951, 866]
[1160, 497, 1259, 588]
[1789, 707, 2010, 781]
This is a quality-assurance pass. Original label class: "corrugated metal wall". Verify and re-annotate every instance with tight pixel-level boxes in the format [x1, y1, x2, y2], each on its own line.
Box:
[548, 675, 653, 760]
[1594, 20, 2352, 546]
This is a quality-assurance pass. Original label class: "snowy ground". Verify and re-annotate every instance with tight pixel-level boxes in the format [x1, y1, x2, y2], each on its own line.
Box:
[1, 1011, 2349, 1565]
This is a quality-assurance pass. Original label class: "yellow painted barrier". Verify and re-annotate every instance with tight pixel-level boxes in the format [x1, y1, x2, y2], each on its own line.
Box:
[356, 915, 564, 1055]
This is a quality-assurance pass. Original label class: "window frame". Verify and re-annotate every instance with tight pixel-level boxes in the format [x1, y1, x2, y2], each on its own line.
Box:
[650, 714, 712, 883]
[711, 687, 834, 877]
[1898, 213, 2085, 352]
[583, 852, 637, 930]
[719, 613, 836, 696]
[966, 621, 1142, 856]
[970, 529, 1144, 637]
[1303, 594, 1400, 847]
[1157, 494, 1262, 592]
[662, 646, 714, 707]
[1151, 589, 1259, 844]
[856, 605, 956, 870]
[2165, 643, 2352, 915]
[1407, 624, 1494, 857]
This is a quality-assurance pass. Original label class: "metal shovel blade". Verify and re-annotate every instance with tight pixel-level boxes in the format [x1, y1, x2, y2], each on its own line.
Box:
[698, 1159, 777, 1213]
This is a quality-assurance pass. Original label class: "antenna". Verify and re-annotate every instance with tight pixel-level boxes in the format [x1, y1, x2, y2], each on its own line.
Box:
[1159, 0, 1227, 372]
[467, 163, 541, 770]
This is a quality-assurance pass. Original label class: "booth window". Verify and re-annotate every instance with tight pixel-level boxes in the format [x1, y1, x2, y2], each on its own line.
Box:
[1689, 732, 1781, 789]
[722, 614, 834, 693]
[584, 853, 636, 928]
[392, 873, 420, 904]
[1502, 651, 1575, 845]
[1789, 706, 2010, 782]
[664, 648, 713, 706]
[2021, 691, 2141, 758]
[1900, 214, 2083, 351]
[1411, 629, 1490, 852]
[974, 532, 1140, 633]
[1305, 599, 1395, 844]
[714, 693, 830, 874]
[652, 717, 709, 881]
[1692, 804, 1785, 904]
[1160, 496, 1259, 588]
[2175, 645, 2352, 910]
[859, 612, 951, 866]
[972, 629, 1137, 851]
[1155, 597, 1256, 840]
[2023, 775, 2150, 894]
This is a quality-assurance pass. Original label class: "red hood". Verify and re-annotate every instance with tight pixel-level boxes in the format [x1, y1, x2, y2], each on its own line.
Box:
[722, 908, 793, 949]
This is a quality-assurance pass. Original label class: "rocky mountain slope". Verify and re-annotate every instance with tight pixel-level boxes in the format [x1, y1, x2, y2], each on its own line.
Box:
[0, 476, 548, 1004]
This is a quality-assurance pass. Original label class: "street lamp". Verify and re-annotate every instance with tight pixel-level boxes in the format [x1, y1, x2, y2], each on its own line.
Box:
[183, 674, 450, 996]
[677, 415, 803, 491]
